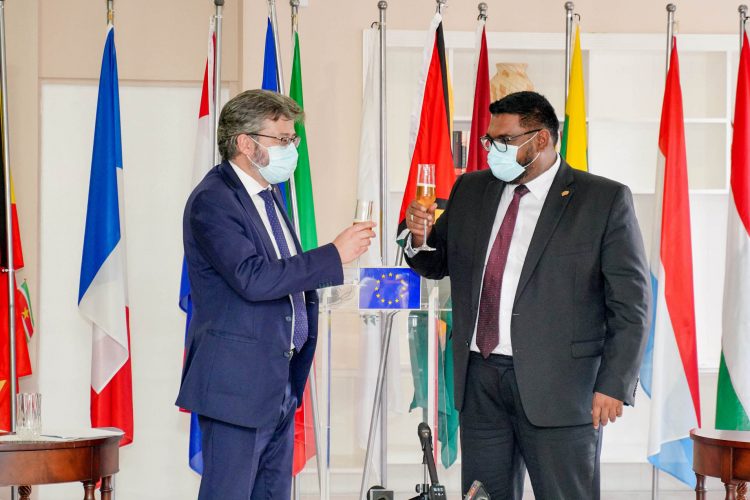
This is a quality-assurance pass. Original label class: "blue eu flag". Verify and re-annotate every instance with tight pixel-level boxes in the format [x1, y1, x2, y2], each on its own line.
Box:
[359, 267, 421, 309]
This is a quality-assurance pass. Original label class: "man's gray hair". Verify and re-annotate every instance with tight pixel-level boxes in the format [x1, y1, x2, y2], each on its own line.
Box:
[217, 89, 304, 161]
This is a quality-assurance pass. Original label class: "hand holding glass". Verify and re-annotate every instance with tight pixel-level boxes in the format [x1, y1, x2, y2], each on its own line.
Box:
[352, 199, 374, 284]
[415, 164, 436, 251]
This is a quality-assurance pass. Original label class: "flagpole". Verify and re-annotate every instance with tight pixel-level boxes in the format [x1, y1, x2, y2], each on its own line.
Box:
[740, 4, 748, 51]
[107, 5, 120, 500]
[376, 0, 391, 490]
[359, 4, 395, 496]
[436, 0, 446, 14]
[564, 2, 574, 101]
[378, 0, 389, 271]
[665, 4, 676, 75]
[213, 0, 224, 165]
[478, 2, 487, 21]
[287, 5, 324, 498]
[651, 10, 676, 500]
[268, 0, 286, 95]
[0, 0, 16, 499]
[0, 0, 14, 435]
[268, 0, 302, 239]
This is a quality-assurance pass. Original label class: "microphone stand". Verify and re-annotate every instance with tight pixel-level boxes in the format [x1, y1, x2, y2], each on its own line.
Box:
[410, 423, 446, 500]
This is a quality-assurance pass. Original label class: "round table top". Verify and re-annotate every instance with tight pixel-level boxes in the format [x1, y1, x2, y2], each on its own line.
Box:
[0, 428, 123, 452]
[691, 428, 750, 448]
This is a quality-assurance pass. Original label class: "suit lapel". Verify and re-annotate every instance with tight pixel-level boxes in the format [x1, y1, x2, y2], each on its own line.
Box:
[470, 175, 506, 316]
[218, 162, 278, 259]
[514, 161, 576, 303]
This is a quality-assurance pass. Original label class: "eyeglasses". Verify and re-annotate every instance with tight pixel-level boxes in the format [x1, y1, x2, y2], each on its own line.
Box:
[480, 129, 542, 153]
[247, 132, 301, 148]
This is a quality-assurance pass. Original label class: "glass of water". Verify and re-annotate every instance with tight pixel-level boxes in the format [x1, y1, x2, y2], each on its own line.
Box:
[16, 393, 41, 439]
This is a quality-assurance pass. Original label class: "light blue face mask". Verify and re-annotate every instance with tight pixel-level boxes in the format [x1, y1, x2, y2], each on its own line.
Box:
[487, 132, 540, 182]
[248, 137, 299, 185]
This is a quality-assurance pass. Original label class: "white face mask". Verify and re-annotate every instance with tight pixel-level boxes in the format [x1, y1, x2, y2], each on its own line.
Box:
[247, 136, 299, 184]
[487, 132, 540, 182]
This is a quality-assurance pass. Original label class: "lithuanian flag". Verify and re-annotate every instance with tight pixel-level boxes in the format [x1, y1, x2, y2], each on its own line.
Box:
[561, 24, 588, 171]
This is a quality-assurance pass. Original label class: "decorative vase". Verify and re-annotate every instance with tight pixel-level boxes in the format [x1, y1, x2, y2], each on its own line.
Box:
[490, 63, 535, 102]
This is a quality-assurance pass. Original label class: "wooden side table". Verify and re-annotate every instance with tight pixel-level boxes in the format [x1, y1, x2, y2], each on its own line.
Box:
[0, 430, 122, 500]
[691, 428, 750, 500]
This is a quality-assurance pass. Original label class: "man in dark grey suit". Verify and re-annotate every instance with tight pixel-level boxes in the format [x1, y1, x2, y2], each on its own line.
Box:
[404, 91, 650, 499]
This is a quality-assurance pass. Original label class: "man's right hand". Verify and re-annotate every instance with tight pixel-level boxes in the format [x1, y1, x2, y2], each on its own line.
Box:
[333, 221, 377, 264]
[405, 200, 438, 248]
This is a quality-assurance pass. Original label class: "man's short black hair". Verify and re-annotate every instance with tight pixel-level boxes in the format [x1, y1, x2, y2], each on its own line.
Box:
[489, 91, 559, 146]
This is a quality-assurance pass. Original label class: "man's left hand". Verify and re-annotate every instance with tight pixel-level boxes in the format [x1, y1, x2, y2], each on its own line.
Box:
[591, 392, 623, 429]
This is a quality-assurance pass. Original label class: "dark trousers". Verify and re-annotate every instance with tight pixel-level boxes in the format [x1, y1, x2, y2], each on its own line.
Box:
[460, 352, 602, 500]
[197, 384, 298, 500]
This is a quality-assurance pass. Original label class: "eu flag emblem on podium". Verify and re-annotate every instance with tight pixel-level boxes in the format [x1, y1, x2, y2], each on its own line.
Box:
[359, 268, 421, 310]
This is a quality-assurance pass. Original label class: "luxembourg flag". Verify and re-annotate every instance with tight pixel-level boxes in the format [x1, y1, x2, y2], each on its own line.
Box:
[78, 25, 133, 447]
[179, 18, 216, 474]
[640, 37, 700, 487]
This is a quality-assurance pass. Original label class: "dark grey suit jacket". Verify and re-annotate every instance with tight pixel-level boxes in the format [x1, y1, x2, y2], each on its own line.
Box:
[406, 160, 651, 427]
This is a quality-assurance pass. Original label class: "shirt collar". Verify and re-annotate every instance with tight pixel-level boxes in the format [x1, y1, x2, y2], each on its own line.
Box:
[229, 160, 270, 197]
[518, 154, 561, 200]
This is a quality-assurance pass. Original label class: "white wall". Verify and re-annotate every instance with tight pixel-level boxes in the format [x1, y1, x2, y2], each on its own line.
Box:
[37, 82, 203, 499]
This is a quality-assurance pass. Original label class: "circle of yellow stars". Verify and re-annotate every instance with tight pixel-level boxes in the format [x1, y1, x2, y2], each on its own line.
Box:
[373, 271, 410, 306]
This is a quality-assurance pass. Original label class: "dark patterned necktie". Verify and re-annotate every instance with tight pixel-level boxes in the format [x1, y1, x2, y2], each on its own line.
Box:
[476, 184, 530, 358]
[258, 189, 308, 350]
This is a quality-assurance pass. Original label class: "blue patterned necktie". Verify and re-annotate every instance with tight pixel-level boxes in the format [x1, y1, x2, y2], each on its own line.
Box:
[257, 189, 308, 350]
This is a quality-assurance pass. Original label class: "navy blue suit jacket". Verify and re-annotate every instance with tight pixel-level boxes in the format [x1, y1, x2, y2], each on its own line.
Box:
[176, 161, 343, 429]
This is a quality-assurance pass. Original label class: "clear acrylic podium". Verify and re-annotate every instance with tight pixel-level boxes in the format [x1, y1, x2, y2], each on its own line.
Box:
[310, 269, 456, 499]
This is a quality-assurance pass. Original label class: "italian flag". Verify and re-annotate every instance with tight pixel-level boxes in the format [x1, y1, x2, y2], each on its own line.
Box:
[289, 29, 318, 476]
[717, 32, 750, 431]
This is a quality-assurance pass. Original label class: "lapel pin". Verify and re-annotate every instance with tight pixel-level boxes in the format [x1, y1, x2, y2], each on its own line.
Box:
[561, 190, 570, 197]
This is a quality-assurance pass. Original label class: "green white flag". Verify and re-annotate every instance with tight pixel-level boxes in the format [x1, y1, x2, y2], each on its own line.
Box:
[717, 33, 750, 431]
[289, 31, 317, 251]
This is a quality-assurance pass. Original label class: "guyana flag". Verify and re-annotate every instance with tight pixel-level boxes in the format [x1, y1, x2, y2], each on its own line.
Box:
[561, 24, 588, 171]
[397, 13, 456, 240]
[288, 29, 318, 476]
[407, 299, 459, 468]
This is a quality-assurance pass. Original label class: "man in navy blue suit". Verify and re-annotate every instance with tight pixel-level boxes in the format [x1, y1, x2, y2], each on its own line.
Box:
[177, 89, 375, 499]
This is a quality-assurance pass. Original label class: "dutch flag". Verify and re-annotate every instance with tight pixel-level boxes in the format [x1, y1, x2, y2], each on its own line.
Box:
[640, 37, 701, 487]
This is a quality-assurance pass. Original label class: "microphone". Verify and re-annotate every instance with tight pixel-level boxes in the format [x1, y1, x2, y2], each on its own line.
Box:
[417, 422, 439, 485]
[418, 422, 432, 450]
[410, 423, 446, 500]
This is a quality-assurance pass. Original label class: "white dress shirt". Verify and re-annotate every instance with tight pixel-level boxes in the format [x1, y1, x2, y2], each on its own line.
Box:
[470, 155, 561, 356]
[230, 161, 297, 349]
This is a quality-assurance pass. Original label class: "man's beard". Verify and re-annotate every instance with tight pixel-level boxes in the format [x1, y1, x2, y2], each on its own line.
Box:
[249, 149, 269, 170]
[510, 149, 537, 184]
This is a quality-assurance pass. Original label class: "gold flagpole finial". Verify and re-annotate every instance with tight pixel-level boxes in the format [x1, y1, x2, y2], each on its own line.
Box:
[106, 0, 114, 25]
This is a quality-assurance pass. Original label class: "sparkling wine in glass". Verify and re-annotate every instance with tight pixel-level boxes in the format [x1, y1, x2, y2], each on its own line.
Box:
[352, 199, 373, 284]
[415, 164, 436, 251]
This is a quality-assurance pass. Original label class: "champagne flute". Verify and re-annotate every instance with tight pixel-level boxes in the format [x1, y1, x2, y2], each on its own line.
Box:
[415, 164, 436, 252]
[352, 199, 374, 284]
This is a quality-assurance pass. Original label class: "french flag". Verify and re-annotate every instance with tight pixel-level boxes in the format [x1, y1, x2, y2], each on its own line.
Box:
[640, 37, 700, 487]
[78, 25, 133, 447]
[179, 18, 216, 474]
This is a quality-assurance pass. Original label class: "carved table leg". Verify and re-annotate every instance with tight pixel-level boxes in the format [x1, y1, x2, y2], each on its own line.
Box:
[101, 475, 114, 500]
[18, 486, 32, 500]
[726, 481, 738, 500]
[696, 474, 707, 500]
[737, 481, 747, 500]
[82, 480, 97, 500]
